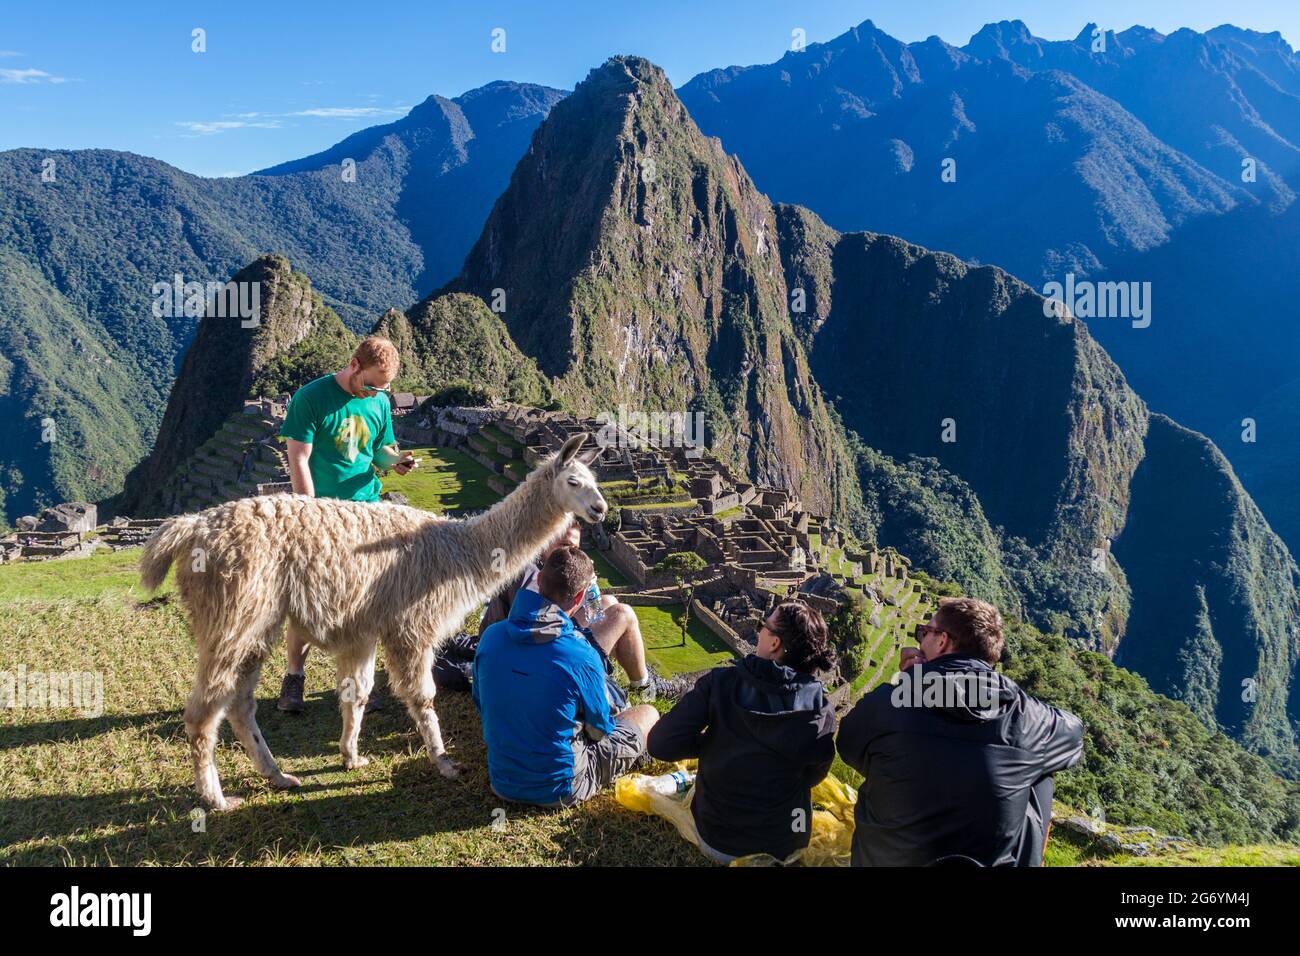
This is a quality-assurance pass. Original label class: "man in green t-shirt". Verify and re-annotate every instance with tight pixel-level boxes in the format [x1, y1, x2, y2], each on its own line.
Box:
[275, 335, 415, 714]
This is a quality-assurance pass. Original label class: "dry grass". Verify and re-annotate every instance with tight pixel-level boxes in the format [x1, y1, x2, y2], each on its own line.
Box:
[0, 564, 704, 866]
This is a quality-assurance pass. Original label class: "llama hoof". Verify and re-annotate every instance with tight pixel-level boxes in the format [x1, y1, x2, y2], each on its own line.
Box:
[343, 755, 370, 770]
[434, 755, 462, 779]
[271, 773, 302, 790]
[210, 795, 243, 811]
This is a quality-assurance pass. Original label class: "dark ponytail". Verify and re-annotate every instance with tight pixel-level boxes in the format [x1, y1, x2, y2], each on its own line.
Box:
[771, 601, 836, 673]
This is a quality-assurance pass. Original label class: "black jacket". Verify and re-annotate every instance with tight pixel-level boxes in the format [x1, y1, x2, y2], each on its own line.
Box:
[647, 655, 837, 859]
[836, 654, 1084, 867]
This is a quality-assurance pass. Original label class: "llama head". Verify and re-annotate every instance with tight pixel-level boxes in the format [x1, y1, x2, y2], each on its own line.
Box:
[550, 434, 607, 525]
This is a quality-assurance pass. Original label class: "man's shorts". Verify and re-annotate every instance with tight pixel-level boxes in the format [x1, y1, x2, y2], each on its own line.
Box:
[558, 718, 645, 807]
[577, 624, 630, 712]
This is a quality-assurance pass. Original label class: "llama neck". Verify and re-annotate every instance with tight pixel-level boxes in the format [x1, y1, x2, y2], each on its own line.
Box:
[458, 469, 571, 602]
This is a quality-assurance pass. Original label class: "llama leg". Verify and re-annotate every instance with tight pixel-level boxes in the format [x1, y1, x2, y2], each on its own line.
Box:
[184, 681, 237, 811]
[392, 644, 461, 779]
[226, 655, 300, 790]
[337, 648, 377, 770]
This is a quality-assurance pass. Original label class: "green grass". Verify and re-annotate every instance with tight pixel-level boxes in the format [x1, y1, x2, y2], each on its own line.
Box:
[589, 549, 630, 589]
[1043, 807, 1300, 867]
[380, 445, 500, 515]
[634, 603, 736, 676]
[1, 554, 1285, 866]
[0, 547, 169, 604]
[0, 591, 705, 866]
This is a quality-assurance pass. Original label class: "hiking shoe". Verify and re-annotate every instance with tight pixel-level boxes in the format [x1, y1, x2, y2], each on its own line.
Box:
[631, 672, 685, 703]
[277, 673, 306, 713]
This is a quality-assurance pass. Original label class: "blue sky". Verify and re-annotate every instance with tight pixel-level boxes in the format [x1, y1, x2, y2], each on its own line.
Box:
[3, 0, 1299, 177]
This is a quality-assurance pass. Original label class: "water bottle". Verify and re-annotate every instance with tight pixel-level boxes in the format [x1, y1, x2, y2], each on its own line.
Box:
[646, 769, 695, 797]
[581, 578, 605, 624]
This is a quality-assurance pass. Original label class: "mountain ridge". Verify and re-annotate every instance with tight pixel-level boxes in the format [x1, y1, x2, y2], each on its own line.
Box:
[677, 17, 1300, 557]
[0, 80, 563, 518]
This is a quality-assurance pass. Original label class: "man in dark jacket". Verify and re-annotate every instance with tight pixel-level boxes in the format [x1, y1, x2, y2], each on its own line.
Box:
[837, 597, 1084, 867]
[648, 601, 838, 863]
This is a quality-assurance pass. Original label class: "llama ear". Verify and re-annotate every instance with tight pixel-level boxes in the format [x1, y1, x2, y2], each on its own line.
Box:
[578, 446, 600, 466]
[558, 434, 585, 468]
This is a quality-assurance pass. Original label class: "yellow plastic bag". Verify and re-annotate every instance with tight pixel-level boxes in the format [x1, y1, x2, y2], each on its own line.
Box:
[615, 762, 858, 867]
[731, 775, 858, 867]
[615, 773, 702, 850]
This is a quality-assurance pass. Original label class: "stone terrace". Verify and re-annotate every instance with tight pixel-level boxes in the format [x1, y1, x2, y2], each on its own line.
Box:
[417, 402, 938, 704]
[155, 398, 292, 515]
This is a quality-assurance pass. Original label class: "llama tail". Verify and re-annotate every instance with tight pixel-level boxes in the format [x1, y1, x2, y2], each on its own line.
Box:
[140, 513, 205, 592]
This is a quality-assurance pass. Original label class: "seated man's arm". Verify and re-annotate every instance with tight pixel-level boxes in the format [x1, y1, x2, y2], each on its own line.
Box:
[576, 653, 618, 741]
[1020, 695, 1085, 776]
[645, 671, 713, 762]
[835, 695, 875, 777]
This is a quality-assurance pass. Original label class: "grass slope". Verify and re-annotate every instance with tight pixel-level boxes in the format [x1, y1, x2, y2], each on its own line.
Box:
[378, 446, 500, 515]
[3, 547, 1296, 865]
[4, 450, 1296, 865]
[634, 603, 736, 676]
[0, 588, 703, 866]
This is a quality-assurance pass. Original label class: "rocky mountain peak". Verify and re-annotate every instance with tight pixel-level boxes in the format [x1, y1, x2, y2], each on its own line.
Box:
[117, 255, 351, 514]
[450, 54, 863, 518]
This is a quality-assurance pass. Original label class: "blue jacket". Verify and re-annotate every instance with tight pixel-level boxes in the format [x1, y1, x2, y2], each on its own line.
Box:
[472, 587, 617, 804]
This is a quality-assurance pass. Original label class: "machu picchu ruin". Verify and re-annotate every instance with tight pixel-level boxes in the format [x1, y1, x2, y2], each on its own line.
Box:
[4, 388, 933, 712]
[397, 400, 939, 708]
[1, 502, 165, 564]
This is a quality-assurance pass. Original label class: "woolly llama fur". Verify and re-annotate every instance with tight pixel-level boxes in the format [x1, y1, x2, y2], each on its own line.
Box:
[141, 434, 607, 810]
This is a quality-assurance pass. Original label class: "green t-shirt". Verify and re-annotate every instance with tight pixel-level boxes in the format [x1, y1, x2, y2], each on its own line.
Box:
[279, 373, 395, 502]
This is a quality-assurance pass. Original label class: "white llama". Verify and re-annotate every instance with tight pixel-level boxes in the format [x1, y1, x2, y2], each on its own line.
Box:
[140, 434, 606, 810]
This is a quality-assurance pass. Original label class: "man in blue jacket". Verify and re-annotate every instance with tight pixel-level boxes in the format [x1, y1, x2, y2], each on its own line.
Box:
[473, 545, 660, 807]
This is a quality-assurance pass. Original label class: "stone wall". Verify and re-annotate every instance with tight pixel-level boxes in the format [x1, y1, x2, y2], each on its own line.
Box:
[692, 599, 752, 658]
[605, 535, 650, 586]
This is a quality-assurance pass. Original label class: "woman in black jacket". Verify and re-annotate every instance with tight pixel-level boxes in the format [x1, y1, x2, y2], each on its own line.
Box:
[647, 601, 838, 863]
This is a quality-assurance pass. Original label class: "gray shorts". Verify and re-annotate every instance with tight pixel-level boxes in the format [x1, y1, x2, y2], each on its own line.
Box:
[558, 718, 645, 807]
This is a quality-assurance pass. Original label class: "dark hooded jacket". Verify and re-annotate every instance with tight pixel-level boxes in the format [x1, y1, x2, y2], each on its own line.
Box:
[836, 654, 1084, 867]
[647, 655, 837, 859]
